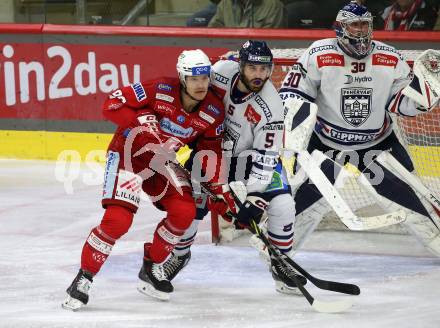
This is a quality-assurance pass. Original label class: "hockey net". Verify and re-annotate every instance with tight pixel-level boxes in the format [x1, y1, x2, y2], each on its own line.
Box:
[211, 48, 440, 242]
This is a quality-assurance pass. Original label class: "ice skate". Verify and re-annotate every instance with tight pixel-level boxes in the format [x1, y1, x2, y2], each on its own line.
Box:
[163, 251, 191, 281]
[271, 256, 306, 295]
[138, 258, 174, 301]
[62, 269, 93, 311]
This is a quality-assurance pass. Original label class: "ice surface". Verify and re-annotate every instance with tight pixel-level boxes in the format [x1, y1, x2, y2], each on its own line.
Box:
[1, 160, 440, 328]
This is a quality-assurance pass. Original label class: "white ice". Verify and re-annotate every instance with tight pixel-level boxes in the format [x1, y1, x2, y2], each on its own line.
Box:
[1, 159, 440, 328]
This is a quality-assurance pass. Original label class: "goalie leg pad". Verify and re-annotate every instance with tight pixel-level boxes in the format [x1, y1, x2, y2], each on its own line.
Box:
[365, 161, 430, 217]
[292, 199, 329, 252]
[403, 211, 440, 257]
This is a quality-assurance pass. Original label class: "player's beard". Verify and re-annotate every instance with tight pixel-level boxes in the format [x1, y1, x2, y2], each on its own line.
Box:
[240, 75, 267, 93]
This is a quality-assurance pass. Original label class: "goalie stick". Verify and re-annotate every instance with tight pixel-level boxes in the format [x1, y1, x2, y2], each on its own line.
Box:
[283, 98, 407, 231]
[295, 150, 407, 231]
[172, 162, 360, 312]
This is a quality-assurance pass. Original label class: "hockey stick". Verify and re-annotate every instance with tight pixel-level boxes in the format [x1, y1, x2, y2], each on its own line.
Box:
[294, 150, 407, 231]
[174, 162, 360, 301]
[250, 221, 356, 313]
[376, 151, 440, 212]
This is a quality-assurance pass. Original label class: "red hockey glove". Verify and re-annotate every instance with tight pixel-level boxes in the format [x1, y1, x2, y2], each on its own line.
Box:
[207, 184, 238, 218]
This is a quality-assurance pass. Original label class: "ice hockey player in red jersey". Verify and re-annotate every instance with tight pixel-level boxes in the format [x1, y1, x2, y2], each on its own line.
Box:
[62, 49, 225, 310]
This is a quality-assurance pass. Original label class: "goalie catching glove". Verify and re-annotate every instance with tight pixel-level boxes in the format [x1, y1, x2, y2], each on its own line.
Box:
[402, 49, 440, 111]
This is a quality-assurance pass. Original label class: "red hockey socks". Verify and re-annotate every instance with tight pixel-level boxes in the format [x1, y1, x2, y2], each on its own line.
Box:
[147, 219, 185, 263]
[81, 205, 133, 275]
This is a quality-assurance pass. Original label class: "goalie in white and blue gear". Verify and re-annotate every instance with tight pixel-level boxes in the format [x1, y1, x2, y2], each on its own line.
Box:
[280, 1, 440, 256]
[172, 40, 306, 294]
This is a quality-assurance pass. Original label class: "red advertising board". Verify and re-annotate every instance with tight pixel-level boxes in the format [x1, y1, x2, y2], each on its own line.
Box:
[0, 42, 226, 121]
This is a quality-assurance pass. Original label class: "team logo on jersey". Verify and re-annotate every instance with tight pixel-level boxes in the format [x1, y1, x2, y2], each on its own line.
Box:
[159, 118, 193, 138]
[317, 54, 345, 68]
[254, 96, 272, 121]
[177, 115, 185, 124]
[372, 54, 398, 67]
[157, 83, 173, 91]
[213, 72, 229, 85]
[340, 88, 372, 127]
[131, 83, 147, 102]
[156, 93, 174, 103]
[244, 104, 261, 124]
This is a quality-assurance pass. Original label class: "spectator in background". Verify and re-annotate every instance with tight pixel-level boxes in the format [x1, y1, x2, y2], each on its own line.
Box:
[381, 0, 439, 30]
[285, 0, 386, 29]
[208, 0, 287, 28]
[436, 7, 440, 30]
[187, 0, 221, 27]
[285, 0, 347, 28]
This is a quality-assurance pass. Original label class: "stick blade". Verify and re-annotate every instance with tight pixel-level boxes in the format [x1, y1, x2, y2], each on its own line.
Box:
[312, 299, 353, 314]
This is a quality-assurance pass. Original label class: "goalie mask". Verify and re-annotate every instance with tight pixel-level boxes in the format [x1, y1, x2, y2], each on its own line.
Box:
[335, 2, 373, 60]
[176, 49, 212, 87]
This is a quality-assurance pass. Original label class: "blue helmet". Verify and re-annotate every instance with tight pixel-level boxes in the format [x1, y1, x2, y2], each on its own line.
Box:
[239, 40, 273, 67]
[335, 1, 373, 59]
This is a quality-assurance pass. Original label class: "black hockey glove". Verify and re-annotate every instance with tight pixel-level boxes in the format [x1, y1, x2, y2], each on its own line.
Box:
[235, 193, 268, 229]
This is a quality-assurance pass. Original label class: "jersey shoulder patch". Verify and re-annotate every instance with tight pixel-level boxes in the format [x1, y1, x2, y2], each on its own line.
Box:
[212, 60, 239, 85]
[307, 38, 339, 57]
[372, 41, 404, 61]
[131, 82, 147, 102]
[253, 82, 284, 122]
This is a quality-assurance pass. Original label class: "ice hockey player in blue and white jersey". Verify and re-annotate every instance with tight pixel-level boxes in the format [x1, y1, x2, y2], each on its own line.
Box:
[280, 1, 440, 256]
[164, 40, 307, 294]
